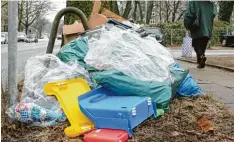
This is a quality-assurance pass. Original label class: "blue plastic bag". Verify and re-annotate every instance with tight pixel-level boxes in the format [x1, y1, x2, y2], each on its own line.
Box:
[177, 74, 205, 96]
[173, 63, 205, 96]
[170, 63, 189, 98]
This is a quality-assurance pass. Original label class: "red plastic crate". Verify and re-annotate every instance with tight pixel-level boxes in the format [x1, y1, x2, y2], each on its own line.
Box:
[84, 128, 128, 142]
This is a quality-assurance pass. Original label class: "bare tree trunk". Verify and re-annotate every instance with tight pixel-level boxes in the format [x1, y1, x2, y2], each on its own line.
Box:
[171, 1, 176, 22]
[122, 1, 132, 19]
[166, 1, 169, 22]
[172, 1, 180, 22]
[137, 1, 143, 21]
[25, 26, 28, 35]
[112, 1, 119, 15]
[146, 1, 154, 24]
[165, 1, 172, 23]
[39, 27, 42, 38]
[18, 1, 23, 31]
[159, 1, 162, 22]
[108, 1, 113, 11]
[133, 1, 137, 21]
[25, 1, 29, 34]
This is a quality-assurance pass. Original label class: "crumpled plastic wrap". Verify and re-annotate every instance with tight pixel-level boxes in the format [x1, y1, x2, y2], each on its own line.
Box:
[85, 26, 175, 82]
[6, 54, 93, 126]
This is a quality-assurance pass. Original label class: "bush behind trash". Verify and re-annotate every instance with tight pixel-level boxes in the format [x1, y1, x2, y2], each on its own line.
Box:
[150, 20, 232, 46]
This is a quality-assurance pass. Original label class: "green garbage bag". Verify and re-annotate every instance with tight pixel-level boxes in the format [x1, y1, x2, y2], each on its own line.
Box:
[56, 37, 96, 71]
[92, 69, 172, 116]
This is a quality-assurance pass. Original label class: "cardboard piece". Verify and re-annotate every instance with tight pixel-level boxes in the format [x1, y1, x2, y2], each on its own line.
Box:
[62, 24, 84, 44]
[101, 8, 126, 23]
[62, 0, 126, 44]
[88, 1, 108, 30]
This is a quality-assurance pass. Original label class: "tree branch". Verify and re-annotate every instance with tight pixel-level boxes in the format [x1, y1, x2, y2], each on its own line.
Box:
[176, 10, 185, 21]
[21, 21, 26, 26]
[28, 16, 38, 26]
[1, 2, 7, 8]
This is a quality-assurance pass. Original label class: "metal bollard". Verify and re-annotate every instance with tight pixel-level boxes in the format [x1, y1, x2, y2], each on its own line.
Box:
[46, 7, 90, 54]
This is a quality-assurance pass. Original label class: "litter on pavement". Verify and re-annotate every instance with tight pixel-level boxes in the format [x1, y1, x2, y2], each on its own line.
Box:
[6, 17, 205, 142]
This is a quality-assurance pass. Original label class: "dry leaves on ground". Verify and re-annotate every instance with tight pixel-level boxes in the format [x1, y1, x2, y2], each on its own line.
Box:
[2, 92, 234, 142]
[197, 115, 214, 133]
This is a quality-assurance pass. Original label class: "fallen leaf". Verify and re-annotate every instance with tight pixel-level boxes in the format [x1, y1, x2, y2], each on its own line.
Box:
[197, 116, 214, 133]
[10, 124, 16, 130]
[170, 131, 180, 137]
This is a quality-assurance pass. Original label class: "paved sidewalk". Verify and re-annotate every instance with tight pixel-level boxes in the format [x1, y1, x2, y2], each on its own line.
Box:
[177, 60, 234, 111]
[170, 49, 234, 58]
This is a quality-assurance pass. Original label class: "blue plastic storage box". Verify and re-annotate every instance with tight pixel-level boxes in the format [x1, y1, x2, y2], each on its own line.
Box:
[78, 87, 154, 137]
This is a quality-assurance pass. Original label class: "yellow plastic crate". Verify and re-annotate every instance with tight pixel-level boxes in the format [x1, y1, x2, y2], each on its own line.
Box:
[44, 78, 94, 137]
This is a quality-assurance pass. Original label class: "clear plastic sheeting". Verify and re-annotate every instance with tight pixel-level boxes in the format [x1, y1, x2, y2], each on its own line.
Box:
[85, 26, 175, 82]
[6, 54, 92, 126]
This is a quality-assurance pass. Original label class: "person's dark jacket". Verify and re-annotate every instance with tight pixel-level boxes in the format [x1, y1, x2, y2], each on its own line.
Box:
[184, 1, 217, 39]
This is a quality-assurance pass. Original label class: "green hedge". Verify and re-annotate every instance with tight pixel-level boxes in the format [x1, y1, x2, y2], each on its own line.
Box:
[151, 20, 232, 46]
[210, 20, 232, 46]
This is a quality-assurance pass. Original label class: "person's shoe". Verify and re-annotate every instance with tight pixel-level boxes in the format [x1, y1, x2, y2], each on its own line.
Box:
[197, 64, 202, 68]
[197, 57, 200, 64]
[200, 55, 207, 68]
[196, 56, 201, 68]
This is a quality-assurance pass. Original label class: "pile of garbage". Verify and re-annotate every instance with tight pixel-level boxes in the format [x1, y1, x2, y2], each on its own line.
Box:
[6, 19, 204, 140]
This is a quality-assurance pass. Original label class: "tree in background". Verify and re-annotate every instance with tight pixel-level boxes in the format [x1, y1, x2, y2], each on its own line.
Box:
[171, 1, 181, 22]
[132, 1, 143, 22]
[146, 1, 154, 24]
[1, 0, 7, 8]
[122, 1, 132, 19]
[132, 1, 137, 21]
[64, 0, 133, 25]
[18, 0, 24, 31]
[31, 17, 50, 38]
[146, 1, 186, 25]
[1, 0, 8, 31]
[164, 1, 172, 23]
[218, 1, 234, 23]
[19, 0, 54, 34]
[64, 1, 93, 25]
[108, 1, 120, 15]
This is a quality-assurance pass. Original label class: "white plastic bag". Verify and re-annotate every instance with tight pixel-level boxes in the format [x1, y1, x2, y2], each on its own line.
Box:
[181, 35, 193, 58]
[85, 26, 175, 82]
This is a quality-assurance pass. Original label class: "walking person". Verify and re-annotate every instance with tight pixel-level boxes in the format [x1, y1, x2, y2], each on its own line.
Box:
[184, 1, 216, 68]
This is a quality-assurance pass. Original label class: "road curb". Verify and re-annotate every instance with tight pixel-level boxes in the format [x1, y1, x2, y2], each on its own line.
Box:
[176, 58, 234, 72]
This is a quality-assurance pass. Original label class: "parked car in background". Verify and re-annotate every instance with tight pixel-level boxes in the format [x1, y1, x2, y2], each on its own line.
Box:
[26, 34, 38, 43]
[145, 27, 165, 45]
[17, 32, 26, 42]
[1, 32, 8, 44]
[221, 31, 234, 47]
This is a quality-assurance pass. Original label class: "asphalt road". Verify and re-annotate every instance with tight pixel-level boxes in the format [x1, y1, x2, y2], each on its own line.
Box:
[1, 39, 61, 88]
